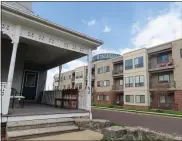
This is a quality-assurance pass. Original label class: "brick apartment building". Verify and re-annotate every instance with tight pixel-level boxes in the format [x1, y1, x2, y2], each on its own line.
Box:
[53, 39, 182, 111]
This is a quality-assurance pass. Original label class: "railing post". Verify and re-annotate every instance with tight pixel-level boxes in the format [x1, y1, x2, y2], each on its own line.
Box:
[86, 49, 92, 119]
[2, 25, 21, 115]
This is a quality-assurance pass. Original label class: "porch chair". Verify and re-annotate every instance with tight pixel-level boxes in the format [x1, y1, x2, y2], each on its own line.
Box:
[10, 88, 25, 109]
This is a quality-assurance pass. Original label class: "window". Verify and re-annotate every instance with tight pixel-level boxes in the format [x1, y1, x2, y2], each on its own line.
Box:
[97, 95, 103, 100]
[63, 76, 66, 80]
[159, 74, 170, 82]
[104, 80, 110, 87]
[103, 95, 109, 101]
[135, 75, 144, 87]
[78, 83, 82, 89]
[68, 75, 71, 79]
[125, 77, 133, 87]
[76, 71, 83, 79]
[134, 56, 144, 68]
[63, 85, 66, 89]
[136, 95, 145, 103]
[125, 95, 134, 103]
[119, 64, 123, 71]
[119, 95, 123, 101]
[119, 79, 123, 86]
[180, 49, 182, 58]
[98, 67, 103, 74]
[97, 81, 102, 87]
[125, 59, 133, 70]
[160, 95, 173, 104]
[67, 84, 70, 89]
[104, 66, 110, 73]
[157, 54, 168, 63]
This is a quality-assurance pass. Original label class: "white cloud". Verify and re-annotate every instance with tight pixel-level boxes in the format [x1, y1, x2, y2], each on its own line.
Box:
[120, 2, 182, 55]
[82, 19, 96, 26]
[131, 2, 182, 48]
[88, 20, 96, 26]
[103, 25, 111, 33]
[45, 60, 87, 90]
[93, 45, 118, 55]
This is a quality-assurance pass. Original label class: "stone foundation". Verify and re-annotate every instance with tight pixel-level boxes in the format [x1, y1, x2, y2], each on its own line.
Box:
[101, 126, 182, 141]
[74, 118, 111, 132]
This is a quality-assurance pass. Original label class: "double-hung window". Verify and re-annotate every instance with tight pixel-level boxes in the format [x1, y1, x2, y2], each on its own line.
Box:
[135, 95, 145, 103]
[104, 66, 110, 73]
[103, 80, 110, 87]
[125, 77, 133, 87]
[135, 75, 144, 87]
[159, 74, 170, 83]
[125, 59, 133, 70]
[125, 95, 134, 103]
[134, 56, 144, 68]
[97, 81, 102, 87]
[98, 67, 103, 74]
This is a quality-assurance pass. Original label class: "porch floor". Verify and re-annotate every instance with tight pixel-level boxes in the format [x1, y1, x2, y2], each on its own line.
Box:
[8, 103, 87, 117]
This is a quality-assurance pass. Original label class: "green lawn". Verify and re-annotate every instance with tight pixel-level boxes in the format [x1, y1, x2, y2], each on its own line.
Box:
[92, 104, 182, 116]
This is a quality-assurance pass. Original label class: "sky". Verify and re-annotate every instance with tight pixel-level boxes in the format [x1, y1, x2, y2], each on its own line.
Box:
[32, 2, 182, 90]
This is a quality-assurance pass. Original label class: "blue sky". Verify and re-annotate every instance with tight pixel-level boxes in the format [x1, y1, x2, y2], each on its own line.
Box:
[32, 2, 182, 89]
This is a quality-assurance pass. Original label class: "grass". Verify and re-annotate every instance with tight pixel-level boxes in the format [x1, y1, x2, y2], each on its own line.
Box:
[92, 104, 182, 116]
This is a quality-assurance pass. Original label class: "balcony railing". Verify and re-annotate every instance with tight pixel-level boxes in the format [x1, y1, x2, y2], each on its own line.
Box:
[149, 60, 174, 71]
[112, 85, 123, 91]
[150, 81, 176, 90]
[112, 69, 123, 75]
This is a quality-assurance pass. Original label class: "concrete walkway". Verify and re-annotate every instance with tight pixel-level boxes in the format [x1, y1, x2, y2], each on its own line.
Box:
[28, 130, 103, 140]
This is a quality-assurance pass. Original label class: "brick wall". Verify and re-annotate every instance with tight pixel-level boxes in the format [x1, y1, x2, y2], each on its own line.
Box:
[94, 91, 116, 105]
[124, 104, 149, 110]
[175, 91, 182, 111]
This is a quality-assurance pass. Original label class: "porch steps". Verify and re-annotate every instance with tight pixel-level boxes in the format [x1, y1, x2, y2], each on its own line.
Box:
[7, 118, 79, 140]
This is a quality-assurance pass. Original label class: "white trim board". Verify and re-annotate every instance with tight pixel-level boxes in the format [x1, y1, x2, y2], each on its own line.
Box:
[2, 112, 89, 122]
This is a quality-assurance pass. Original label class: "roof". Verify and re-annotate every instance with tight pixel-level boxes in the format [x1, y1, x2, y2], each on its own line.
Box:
[1, 3, 104, 46]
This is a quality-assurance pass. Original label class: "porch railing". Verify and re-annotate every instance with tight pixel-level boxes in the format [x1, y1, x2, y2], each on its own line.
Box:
[112, 85, 123, 91]
[112, 69, 123, 75]
[150, 81, 176, 89]
[42, 90, 62, 106]
[42, 89, 87, 110]
[78, 90, 87, 110]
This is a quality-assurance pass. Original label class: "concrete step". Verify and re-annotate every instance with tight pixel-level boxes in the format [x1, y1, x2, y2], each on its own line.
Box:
[7, 125, 79, 140]
[8, 118, 75, 131]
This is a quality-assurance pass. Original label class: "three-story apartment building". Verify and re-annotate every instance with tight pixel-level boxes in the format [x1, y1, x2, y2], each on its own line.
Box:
[54, 38, 182, 111]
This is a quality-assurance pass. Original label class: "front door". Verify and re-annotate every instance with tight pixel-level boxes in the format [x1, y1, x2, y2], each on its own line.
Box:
[22, 70, 38, 100]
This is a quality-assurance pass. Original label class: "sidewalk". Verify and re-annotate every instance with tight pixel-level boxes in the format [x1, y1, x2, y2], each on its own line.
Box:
[92, 106, 182, 118]
[28, 130, 103, 140]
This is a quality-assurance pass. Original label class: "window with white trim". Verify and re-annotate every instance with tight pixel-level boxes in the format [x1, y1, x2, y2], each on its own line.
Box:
[125, 95, 134, 103]
[103, 66, 110, 73]
[104, 80, 110, 87]
[135, 95, 145, 103]
[135, 75, 144, 87]
[119, 79, 123, 85]
[98, 67, 103, 74]
[125, 77, 133, 87]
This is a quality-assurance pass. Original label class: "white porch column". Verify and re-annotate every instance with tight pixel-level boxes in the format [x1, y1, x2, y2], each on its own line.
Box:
[2, 25, 21, 115]
[86, 49, 92, 119]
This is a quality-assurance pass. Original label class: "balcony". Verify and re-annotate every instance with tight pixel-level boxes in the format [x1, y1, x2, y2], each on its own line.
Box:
[112, 69, 123, 77]
[149, 60, 174, 73]
[112, 85, 123, 91]
[149, 81, 176, 91]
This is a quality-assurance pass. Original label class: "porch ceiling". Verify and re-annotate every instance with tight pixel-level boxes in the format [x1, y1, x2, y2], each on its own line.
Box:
[20, 37, 85, 70]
